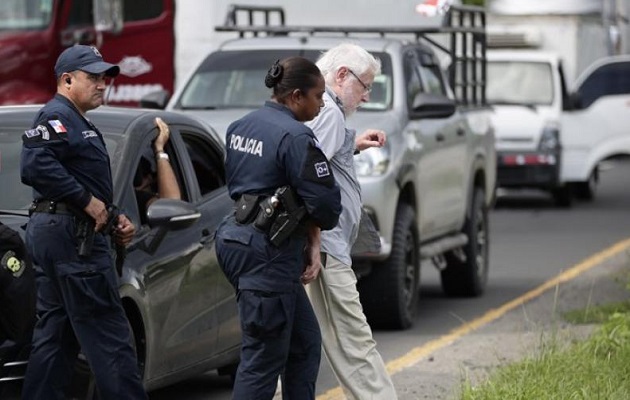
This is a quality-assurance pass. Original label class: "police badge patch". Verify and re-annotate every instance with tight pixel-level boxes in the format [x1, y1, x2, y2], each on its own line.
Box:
[315, 161, 330, 178]
[82, 130, 98, 139]
[1, 250, 25, 278]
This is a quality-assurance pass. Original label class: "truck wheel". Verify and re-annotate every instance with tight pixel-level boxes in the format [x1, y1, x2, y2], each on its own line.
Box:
[441, 187, 488, 297]
[574, 166, 598, 200]
[358, 203, 419, 330]
[552, 184, 572, 207]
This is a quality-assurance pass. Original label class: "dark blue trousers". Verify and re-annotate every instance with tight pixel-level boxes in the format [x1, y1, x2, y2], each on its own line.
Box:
[216, 217, 321, 400]
[21, 212, 146, 400]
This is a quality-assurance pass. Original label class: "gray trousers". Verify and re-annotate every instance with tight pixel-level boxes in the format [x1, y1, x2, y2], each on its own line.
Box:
[306, 253, 398, 400]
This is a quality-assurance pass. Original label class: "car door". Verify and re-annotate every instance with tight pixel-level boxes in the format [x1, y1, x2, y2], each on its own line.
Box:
[415, 48, 468, 231]
[404, 48, 458, 238]
[561, 58, 630, 182]
[119, 122, 226, 379]
[177, 129, 240, 361]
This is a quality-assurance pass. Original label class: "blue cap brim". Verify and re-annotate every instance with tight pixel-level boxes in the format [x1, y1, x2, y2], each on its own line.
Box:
[80, 61, 120, 77]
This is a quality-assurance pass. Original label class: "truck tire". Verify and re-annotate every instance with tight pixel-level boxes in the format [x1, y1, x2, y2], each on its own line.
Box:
[573, 165, 598, 200]
[552, 184, 572, 207]
[358, 203, 419, 330]
[441, 187, 488, 297]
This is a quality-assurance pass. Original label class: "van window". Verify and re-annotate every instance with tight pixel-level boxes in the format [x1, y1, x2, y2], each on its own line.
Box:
[578, 61, 630, 108]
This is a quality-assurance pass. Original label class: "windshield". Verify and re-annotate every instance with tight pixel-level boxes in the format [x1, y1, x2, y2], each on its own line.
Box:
[0, 128, 120, 210]
[487, 61, 554, 106]
[0, 0, 53, 30]
[176, 49, 393, 112]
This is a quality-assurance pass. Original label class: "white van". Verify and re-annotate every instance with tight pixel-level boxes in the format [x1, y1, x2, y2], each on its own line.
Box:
[487, 51, 630, 205]
[561, 55, 630, 199]
[487, 50, 572, 205]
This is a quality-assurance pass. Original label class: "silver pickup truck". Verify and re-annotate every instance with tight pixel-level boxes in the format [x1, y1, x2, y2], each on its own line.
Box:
[145, 5, 496, 330]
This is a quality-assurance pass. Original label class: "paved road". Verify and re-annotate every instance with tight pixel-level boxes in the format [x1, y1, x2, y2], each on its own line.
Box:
[149, 157, 630, 399]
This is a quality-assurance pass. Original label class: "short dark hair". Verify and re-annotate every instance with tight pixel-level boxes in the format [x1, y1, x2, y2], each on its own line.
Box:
[264, 57, 322, 100]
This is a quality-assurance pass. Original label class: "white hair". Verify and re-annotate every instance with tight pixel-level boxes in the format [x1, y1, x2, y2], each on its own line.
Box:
[316, 43, 381, 86]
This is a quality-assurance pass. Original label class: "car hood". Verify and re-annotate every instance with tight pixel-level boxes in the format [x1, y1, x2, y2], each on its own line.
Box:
[490, 105, 557, 151]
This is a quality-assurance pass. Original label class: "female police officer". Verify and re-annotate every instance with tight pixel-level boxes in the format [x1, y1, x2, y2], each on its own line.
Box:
[215, 57, 341, 400]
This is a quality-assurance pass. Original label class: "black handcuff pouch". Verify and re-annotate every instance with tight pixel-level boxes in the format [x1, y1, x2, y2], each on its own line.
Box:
[234, 194, 262, 224]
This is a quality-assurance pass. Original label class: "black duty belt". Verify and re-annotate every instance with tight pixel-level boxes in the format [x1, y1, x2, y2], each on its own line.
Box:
[30, 200, 74, 216]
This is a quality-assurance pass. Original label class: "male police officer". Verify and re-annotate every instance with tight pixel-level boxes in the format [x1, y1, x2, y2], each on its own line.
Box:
[20, 45, 146, 400]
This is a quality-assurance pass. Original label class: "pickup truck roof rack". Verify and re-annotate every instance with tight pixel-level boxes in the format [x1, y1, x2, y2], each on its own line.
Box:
[218, 4, 487, 107]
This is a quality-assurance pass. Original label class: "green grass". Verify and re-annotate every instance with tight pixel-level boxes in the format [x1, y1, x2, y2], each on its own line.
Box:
[563, 300, 630, 324]
[459, 275, 630, 400]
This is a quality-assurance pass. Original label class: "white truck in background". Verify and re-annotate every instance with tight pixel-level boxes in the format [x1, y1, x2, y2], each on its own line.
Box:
[486, 0, 630, 205]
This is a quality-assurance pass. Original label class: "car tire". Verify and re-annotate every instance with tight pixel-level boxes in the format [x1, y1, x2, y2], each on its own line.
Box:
[358, 203, 419, 330]
[218, 362, 238, 387]
[573, 165, 598, 201]
[441, 187, 489, 297]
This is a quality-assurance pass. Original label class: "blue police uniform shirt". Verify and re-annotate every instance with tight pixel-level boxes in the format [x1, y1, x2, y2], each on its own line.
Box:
[21, 94, 113, 208]
[225, 101, 341, 231]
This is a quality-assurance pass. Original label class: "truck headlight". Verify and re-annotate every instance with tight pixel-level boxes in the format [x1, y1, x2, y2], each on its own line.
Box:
[538, 124, 560, 152]
[354, 147, 390, 176]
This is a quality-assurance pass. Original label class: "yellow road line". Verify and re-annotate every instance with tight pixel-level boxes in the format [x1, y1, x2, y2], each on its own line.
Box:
[317, 237, 630, 400]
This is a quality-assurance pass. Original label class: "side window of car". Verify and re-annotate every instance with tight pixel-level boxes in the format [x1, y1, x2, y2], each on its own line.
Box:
[578, 61, 630, 109]
[181, 133, 226, 198]
[418, 64, 446, 97]
[132, 133, 186, 226]
[404, 51, 423, 111]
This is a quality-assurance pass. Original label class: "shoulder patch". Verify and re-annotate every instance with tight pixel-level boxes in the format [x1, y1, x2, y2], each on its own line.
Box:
[23, 122, 66, 146]
[1, 250, 25, 278]
[48, 120, 67, 134]
[301, 142, 336, 187]
[82, 130, 98, 139]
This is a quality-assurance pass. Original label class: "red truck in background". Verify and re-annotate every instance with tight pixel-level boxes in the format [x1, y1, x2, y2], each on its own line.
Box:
[0, 0, 175, 107]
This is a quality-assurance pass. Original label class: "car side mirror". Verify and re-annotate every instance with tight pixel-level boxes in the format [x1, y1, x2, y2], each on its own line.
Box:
[140, 90, 170, 109]
[409, 93, 456, 119]
[146, 199, 201, 230]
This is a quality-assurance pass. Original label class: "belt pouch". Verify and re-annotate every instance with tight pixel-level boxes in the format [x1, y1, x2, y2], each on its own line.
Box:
[235, 194, 262, 224]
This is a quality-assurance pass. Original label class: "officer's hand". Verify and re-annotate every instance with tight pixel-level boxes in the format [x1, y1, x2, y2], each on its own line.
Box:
[114, 214, 136, 246]
[355, 129, 386, 152]
[84, 196, 108, 232]
[154, 117, 170, 152]
[301, 246, 321, 285]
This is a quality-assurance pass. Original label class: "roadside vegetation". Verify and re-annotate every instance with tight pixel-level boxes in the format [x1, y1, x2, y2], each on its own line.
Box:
[459, 274, 630, 400]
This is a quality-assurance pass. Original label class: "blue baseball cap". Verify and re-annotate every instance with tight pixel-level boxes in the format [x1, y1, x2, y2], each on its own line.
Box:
[54, 45, 120, 78]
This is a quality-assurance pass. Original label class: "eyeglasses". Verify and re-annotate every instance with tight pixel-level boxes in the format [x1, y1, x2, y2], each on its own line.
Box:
[347, 69, 372, 94]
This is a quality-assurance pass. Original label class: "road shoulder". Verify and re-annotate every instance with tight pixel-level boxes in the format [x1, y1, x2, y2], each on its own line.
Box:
[391, 246, 630, 400]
